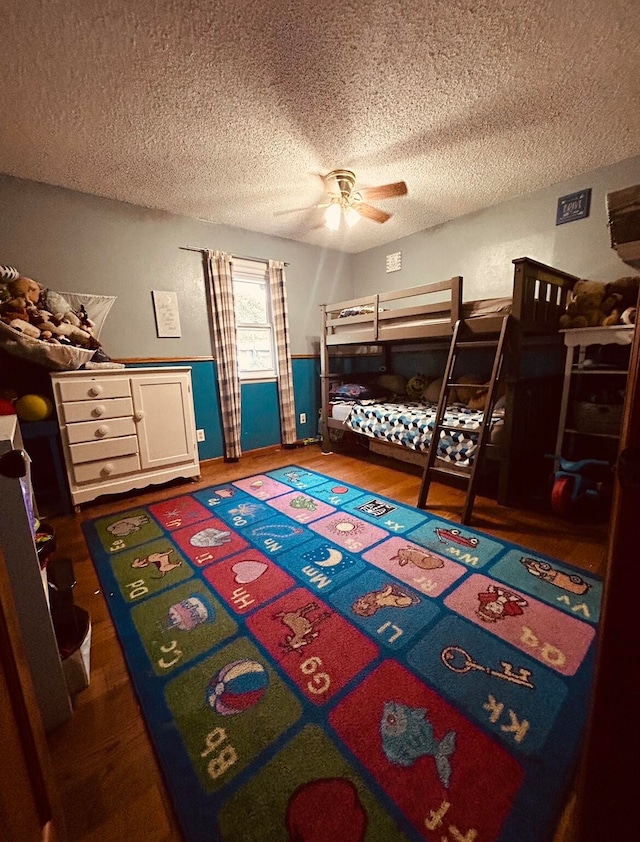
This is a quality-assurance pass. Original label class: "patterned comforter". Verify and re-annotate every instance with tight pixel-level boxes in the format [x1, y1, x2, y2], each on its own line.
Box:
[341, 400, 504, 465]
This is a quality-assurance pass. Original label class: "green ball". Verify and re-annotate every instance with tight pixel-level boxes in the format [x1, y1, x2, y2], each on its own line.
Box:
[15, 394, 54, 422]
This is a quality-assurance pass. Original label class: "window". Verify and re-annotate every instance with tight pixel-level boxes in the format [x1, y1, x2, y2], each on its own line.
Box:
[232, 259, 277, 380]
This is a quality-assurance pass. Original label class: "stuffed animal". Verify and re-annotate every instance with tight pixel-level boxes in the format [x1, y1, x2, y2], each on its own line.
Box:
[601, 276, 640, 326]
[453, 373, 488, 404]
[559, 279, 608, 329]
[406, 373, 432, 399]
[1, 275, 100, 348]
[375, 373, 407, 396]
[560, 275, 640, 329]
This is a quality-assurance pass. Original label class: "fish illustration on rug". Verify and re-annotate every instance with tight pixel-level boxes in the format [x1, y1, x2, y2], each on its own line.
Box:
[380, 701, 456, 788]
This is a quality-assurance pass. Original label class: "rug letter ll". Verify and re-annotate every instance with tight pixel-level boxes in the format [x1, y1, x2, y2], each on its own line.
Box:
[83, 465, 601, 842]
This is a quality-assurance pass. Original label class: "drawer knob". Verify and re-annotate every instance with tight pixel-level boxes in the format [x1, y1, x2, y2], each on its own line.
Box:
[88, 385, 103, 397]
[92, 405, 106, 417]
[95, 425, 109, 438]
[100, 463, 114, 476]
[134, 411, 145, 422]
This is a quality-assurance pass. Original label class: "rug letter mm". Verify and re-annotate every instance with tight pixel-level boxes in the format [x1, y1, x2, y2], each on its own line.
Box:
[83, 465, 601, 842]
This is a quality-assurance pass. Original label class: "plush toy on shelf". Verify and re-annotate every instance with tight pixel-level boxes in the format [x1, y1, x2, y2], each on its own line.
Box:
[559, 275, 640, 329]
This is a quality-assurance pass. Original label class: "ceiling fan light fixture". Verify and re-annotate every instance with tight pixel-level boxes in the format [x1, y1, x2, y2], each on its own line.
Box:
[344, 205, 361, 227]
[325, 202, 341, 231]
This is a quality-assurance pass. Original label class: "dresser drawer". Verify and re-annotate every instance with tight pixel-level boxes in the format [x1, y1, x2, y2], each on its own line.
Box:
[58, 378, 131, 403]
[69, 435, 139, 465]
[66, 417, 137, 445]
[72, 453, 142, 485]
[61, 397, 133, 424]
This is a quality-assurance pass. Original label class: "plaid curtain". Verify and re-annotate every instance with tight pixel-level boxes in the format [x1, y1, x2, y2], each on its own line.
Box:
[268, 260, 297, 445]
[203, 250, 242, 460]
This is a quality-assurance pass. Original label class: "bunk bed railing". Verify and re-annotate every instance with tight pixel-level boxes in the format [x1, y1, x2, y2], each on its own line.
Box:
[322, 276, 462, 346]
[512, 257, 579, 334]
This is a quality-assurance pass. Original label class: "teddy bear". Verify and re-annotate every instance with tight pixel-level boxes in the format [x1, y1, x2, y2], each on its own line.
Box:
[558, 279, 609, 329]
[560, 275, 640, 329]
[601, 276, 640, 326]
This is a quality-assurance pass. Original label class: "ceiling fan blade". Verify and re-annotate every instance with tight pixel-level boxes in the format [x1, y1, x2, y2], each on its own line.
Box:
[356, 203, 392, 224]
[359, 181, 408, 201]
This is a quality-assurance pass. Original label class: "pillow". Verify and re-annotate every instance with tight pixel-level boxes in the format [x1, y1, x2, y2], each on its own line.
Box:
[454, 373, 488, 404]
[376, 373, 407, 396]
[338, 305, 376, 317]
[467, 383, 490, 411]
[423, 377, 443, 402]
[330, 382, 390, 400]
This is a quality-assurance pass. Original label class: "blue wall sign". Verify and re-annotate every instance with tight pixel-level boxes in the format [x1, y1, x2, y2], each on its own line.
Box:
[556, 188, 592, 225]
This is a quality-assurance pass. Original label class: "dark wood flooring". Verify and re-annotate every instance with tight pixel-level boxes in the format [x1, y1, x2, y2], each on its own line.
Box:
[44, 446, 609, 841]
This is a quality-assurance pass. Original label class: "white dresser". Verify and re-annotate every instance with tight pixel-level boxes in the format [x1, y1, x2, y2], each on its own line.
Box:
[51, 367, 200, 507]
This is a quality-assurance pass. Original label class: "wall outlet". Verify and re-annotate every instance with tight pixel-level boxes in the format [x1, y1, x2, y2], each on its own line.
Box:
[299, 412, 307, 424]
[196, 429, 206, 442]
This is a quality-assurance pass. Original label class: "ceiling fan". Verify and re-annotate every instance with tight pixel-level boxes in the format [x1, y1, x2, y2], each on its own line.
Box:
[320, 169, 408, 230]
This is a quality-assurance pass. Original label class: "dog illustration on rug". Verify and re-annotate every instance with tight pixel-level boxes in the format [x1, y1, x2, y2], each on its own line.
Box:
[131, 548, 182, 578]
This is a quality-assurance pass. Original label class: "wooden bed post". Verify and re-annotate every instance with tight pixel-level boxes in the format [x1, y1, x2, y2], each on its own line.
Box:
[319, 304, 332, 452]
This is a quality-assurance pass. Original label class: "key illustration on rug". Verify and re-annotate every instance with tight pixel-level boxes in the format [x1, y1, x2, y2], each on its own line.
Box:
[380, 701, 457, 788]
[441, 645, 535, 690]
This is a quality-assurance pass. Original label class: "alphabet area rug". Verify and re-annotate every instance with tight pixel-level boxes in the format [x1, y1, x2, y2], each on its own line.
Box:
[83, 465, 601, 842]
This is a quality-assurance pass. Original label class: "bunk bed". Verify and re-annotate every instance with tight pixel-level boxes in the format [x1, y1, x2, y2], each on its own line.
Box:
[320, 257, 579, 507]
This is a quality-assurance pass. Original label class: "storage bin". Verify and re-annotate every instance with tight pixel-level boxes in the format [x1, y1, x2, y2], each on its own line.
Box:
[571, 400, 623, 435]
[52, 604, 91, 696]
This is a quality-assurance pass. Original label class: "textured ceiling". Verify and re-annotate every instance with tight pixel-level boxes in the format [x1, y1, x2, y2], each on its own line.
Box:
[1, 0, 640, 253]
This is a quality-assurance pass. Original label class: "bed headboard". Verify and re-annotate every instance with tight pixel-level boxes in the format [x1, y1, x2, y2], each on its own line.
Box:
[322, 276, 463, 345]
[512, 257, 579, 334]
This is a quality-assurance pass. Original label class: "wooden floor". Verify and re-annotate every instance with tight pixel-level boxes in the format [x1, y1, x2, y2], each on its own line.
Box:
[44, 445, 609, 841]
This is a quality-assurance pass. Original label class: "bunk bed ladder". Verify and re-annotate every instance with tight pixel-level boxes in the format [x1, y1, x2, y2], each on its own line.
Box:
[417, 314, 516, 524]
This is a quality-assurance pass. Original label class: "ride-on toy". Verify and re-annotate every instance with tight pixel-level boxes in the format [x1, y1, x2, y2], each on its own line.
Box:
[550, 456, 613, 518]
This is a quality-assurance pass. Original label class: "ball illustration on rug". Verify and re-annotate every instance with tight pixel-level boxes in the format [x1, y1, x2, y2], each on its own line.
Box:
[206, 659, 269, 715]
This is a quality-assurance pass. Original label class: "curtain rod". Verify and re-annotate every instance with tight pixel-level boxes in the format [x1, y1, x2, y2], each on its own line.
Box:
[180, 246, 288, 266]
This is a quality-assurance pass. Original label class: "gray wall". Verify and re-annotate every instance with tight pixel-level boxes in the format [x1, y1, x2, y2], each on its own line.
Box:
[0, 174, 352, 358]
[2, 155, 640, 361]
[352, 156, 640, 301]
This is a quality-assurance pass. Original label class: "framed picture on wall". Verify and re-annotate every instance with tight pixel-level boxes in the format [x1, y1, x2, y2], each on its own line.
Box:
[152, 290, 182, 338]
